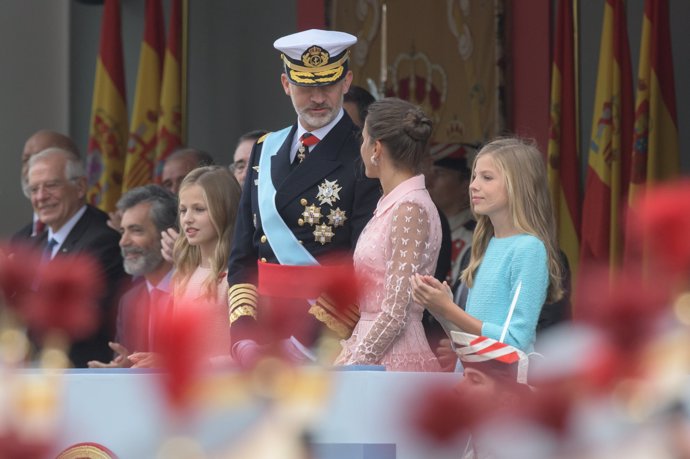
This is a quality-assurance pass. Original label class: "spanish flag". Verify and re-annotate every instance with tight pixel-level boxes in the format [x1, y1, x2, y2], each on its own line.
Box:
[579, 0, 633, 270]
[122, 0, 165, 193]
[547, 0, 580, 278]
[154, 0, 185, 181]
[85, 0, 128, 212]
[628, 0, 679, 204]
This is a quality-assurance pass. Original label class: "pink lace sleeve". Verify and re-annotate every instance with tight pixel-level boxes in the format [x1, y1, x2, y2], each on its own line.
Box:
[348, 201, 432, 364]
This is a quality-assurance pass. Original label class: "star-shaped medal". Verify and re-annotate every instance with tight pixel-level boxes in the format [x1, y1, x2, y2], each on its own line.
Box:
[313, 224, 335, 245]
[316, 179, 342, 206]
[327, 208, 347, 228]
[301, 204, 322, 226]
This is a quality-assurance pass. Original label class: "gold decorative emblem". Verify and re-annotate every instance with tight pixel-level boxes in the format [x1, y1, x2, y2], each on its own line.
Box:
[313, 224, 335, 245]
[327, 208, 347, 228]
[301, 204, 322, 226]
[316, 179, 342, 206]
[302, 45, 330, 68]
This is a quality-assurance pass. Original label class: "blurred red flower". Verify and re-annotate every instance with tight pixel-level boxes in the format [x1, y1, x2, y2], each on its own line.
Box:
[18, 253, 104, 341]
[0, 243, 41, 308]
[152, 300, 210, 411]
[575, 264, 670, 355]
[630, 179, 690, 277]
[411, 382, 488, 444]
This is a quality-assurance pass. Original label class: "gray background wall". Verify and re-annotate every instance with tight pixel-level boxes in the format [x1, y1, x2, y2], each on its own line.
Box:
[1, 0, 688, 237]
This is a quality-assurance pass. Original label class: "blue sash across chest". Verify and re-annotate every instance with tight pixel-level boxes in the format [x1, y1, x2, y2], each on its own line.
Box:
[258, 127, 318, 266]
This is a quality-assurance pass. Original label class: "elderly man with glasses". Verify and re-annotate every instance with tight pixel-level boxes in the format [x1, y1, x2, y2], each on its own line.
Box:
[25, 147, 128, 367]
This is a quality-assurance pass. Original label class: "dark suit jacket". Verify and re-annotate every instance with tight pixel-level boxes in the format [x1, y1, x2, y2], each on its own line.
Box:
[11, 221, 34, 242]
[228, 113, 381, 344]
[32, 205, 128, 367]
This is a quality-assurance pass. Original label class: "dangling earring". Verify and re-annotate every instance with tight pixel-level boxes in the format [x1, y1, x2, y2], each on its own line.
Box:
[370, 155, 379, 166]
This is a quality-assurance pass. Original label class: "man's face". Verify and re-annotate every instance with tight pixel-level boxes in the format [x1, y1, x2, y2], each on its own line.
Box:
[22, 132, 63, 187]
[161, 157, 196, 195]
[427, 165, 470, 216]
[232, 139, 254, 187]
[27, 153, 85, 232]
[281, 71, 353, 131]
[119, 202, 165, 277]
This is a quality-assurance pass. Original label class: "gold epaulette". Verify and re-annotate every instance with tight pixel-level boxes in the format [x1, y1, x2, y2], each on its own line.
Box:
[308, 294, 360, 339]
[228, 283, 258, 324]
[257, 133, 270, 144]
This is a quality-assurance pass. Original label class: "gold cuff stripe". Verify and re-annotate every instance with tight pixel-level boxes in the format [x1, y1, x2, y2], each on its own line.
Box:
[308, 304, 352, 339]
[281, 51, 349, 73]
[229, 305, 257, 324]
[315, 296, 359, 328]
[228, 283, 258, 309]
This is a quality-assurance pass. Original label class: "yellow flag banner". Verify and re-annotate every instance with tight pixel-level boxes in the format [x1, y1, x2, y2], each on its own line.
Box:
[547, 0, 580, 277]
[154, 0, 185, 182]
[85, 0, 128, 212]
[579, 0, 633, 270]
[331, 0, 505, 147]
[628, 0, 679, 204]
[122, 0, 165, 193]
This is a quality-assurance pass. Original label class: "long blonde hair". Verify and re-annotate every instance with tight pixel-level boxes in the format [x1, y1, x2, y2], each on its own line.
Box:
[173, 166, 242, 298]
[460, 138, 563, 302]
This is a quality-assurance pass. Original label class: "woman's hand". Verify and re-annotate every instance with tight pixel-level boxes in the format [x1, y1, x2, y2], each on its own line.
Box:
[160, 227, 179, 263]
[410, 274, 456, 319]
[128, 352, 161, 368]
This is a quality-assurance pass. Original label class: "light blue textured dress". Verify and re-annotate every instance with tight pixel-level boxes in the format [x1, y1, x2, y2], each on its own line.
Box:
[465, 234, 548, 352]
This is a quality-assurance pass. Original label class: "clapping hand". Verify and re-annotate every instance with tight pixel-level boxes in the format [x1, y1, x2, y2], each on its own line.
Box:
[87, 342, 132, 368]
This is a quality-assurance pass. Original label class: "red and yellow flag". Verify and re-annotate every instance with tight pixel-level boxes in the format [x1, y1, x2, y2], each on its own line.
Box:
[85, 0, 128, 212]
[154, 0, 185, 182]
[122, 0, 165, 193]
[579, 0, 633, 270]
[628, 0, 679, 204]
[547, 0, 580, 277]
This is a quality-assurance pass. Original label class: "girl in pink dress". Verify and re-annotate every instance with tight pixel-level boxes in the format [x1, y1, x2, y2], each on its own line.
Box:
[129, 166, 241, 367]
[335, 98, 442, 371]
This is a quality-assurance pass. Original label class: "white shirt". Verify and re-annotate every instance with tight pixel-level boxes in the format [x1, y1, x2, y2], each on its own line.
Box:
[45, 205, 87, 259]
[289, 108, 345, 163]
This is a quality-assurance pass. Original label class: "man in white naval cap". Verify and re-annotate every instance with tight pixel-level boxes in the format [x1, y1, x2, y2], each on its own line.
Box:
[227, 29, 381, 367]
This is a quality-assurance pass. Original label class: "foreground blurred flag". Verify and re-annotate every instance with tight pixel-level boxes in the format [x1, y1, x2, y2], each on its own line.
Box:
[154, 0, 185, 182]
[547, 0, 580, 277]
[122, 0, 165, 192]
[579, 0, 633, 270]
[627, 0, 679, 204]
[85, 0, 128, 212]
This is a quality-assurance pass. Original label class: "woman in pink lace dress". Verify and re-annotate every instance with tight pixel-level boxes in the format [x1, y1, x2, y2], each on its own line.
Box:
[335, 98, 442, 371]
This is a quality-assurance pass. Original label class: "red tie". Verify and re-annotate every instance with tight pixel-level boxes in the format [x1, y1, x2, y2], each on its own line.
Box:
[296, 133, 320, 163]
[33, 220, 46, 236]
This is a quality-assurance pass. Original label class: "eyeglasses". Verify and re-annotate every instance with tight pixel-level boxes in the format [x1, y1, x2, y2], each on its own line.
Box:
[24, 179, 76, 197]
[229, 161, 248, 173]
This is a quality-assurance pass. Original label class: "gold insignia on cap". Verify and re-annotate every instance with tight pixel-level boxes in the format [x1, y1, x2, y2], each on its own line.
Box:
[327, 208, 347, 228]
[313, 224, 335, 245]
[302, 204, 322, 226]
[316, 179, 342, 206]
[302, 45, 330, 68]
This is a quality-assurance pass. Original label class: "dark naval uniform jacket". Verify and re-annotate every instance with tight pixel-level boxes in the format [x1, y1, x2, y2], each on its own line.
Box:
[227, 113, 381, 346]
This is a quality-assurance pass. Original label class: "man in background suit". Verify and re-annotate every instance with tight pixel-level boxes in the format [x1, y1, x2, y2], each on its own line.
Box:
[13, 129, 80, 241]
[88, 184, 177, 368]
[25, 147, 127, 367]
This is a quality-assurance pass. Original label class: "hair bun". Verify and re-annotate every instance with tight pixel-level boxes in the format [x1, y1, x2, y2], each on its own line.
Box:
[402, 108, 432, 142]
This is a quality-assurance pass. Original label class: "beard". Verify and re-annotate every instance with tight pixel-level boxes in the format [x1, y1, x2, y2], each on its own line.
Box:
[122, 246, 164, 277]
[293, 95, 343, 130]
